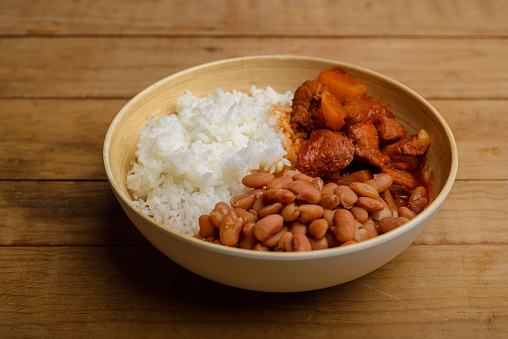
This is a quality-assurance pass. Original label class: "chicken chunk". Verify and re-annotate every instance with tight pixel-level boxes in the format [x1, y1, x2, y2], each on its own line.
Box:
[348, 121, 390, 167]
[296, 129, 355, 177]
[381, 129, 431, 170]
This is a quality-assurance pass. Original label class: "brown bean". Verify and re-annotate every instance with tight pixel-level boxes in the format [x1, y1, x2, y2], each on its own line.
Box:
[408, 186, 427, 205]
[242, 172, 275, 188]
[321, 182, 339, 194]
[350, 206, 369, 223]
[354, 227, 370, 242]
[319, 192, 340, 209]
[275, 232, 294, 252]
[308, 218, 329, 240]
[350, 182, 380, 199]
[325, 231, 342, 248]
[288, 180, 321, 204]
[334, 185, 358, 209]
[250, 188, 266, 197]
[297, 204, 324, 223]
[322, 209, 335, 227]
[340, 240, 357, 247]
[280, 202, 300, 222]
[266, 175, 293, 189]
[253, 214, 284, 242]
[257, 202, 284, 219]
[308, 236, 328, 251]
[251, 196, 266, 213]
[262, 225, 289, 248]
[238, 222, 257, 250]
[378, 217, 410, 234]
[399, 206, 416, 220]
[209, 202, 230, 228]
[371, 198, 393, 221]
[253, 243, 270, 251]
[356, 197, 385, 212]
[198, 214, 217, 238]
[362, 221, 379, 239]
[230, 194, 256, 210]
[205, 235, 216, 243]
[332, 209, 356, 243]
[263, 188, 296, 204]
[293, 233, 312, 252]
[289, 221, 308, 235]
[407, 197, 428, 214]
[311, 177, 324, 191]
[292, 172, 313, 182]
[219, 211, 245, 247]
[234, 208, 258, 224]
[365, 173, 394, 193]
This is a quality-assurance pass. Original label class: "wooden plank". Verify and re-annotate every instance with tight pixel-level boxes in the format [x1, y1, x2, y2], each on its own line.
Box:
[0, 245, 507, 337]
[0, 181, 148, 246]
[1, 99, 506, 181]
[0, 38, 507, 99]
[1, 180, 507, 247]
[0, 0, 507, 37]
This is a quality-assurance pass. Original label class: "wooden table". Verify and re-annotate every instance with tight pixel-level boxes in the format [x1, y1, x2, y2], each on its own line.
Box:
[1, 0, 507, 337]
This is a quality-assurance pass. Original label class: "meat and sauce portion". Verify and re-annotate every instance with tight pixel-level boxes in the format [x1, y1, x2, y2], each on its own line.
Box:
[197, 68, 432, 251]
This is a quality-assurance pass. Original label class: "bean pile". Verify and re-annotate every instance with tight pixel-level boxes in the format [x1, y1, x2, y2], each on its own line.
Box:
[198, 171, 428, 251]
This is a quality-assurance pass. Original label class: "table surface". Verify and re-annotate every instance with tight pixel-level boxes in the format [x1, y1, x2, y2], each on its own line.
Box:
[1, 0, 507, 337]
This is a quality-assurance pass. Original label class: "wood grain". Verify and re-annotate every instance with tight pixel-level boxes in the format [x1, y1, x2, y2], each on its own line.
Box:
[0, 245, 506, 337]
[0, 0, 506, 37]
[0, 38, 507, 99]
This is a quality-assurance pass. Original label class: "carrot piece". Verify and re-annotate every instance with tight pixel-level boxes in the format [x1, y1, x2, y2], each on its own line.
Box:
[319, 91, 346, 131]
[318, 68, 368, 103]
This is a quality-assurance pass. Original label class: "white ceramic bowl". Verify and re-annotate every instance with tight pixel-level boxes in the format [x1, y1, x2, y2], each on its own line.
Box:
[103, 55, 458, 292]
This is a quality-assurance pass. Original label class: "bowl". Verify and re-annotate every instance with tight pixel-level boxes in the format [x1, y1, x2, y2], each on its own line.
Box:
[103, 55, 458, 292]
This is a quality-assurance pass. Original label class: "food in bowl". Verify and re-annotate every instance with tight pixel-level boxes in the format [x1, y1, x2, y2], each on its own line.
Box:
[127, 66, 432, 249]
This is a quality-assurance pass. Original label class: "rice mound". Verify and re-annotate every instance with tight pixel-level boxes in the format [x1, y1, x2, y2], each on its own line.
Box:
[127, 86, 294, 236]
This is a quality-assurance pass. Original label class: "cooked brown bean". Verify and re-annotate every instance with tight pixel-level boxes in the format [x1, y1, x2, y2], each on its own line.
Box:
[198, 214, 217, 238]
[220, 211, 245, 247]
[371, 198, 393, 221]
[292, 172, 313, 182]
[289, 221, 308, 235]
[205, 235, 216, 243]
[325, 231, 342, 248]
[280, 202, 300, 222]
[332, 209, 356, 243]
[288, 180, 321, 204]
[362, 221, 379, 239]
[257, 202, 284, 219]
[319, 192, 340, 209]
[350, 182, 380, 199]
[354, 227, 370, 242]
[308, 218, 328, 240]
[308, 236, 328, 251]
[378, 217, 410, 233]
[399, 206, 416, 220]
[365, 173, 394, 193]
[263, 188, 296, 204]
[266, 175, 293, 189]
[408, 186, 427, 205]
[297, 204, 324, 223]
[407, 197, 428, 214]
[275, 232, 294, 252]
[251, 195, 266, 213]
[311, 177, 324, 191]
[230, 194, 256, 210]
[238, 222, 257, 250]
[262, 225, 289, 248]
[209, 202, 230, 228]
[293, 233, 312, 252]
[250, 188, 266, 197]
[242, 172, 275, 188]
[322, 209, 335, 227]
[340, 240, 357, 247]
[321, 182, 338, 194]
[334, 185, 358, 209]
[253, 243, 270, 251]
[234, 208, 258, 224]
[350, 206, 369, 223]
[253, 214, 284, 242]
[356, 197, 385, 212]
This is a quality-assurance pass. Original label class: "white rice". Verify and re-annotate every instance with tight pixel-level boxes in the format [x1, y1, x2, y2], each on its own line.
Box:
[126, 86, 294, 236]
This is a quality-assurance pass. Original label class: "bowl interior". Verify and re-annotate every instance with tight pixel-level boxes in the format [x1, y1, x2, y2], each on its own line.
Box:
[105, 55, 456, 245]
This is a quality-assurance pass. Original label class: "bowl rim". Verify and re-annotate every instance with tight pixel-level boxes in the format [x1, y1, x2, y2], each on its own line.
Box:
[103, 54, 459, 261]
